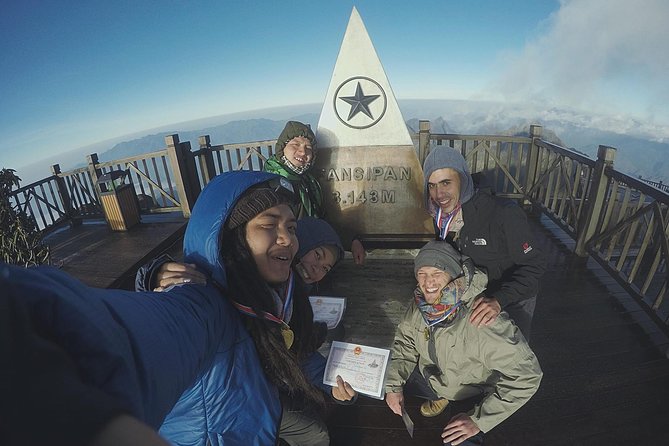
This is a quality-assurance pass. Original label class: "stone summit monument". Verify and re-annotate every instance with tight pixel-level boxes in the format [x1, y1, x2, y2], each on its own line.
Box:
[315, 7, 432, 248]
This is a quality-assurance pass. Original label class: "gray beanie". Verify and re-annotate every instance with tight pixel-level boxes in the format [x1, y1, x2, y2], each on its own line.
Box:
[414, 241, 463, 279]
[422, 147, 474, 213]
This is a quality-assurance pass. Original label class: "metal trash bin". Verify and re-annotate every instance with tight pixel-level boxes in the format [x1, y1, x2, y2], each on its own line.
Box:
[96, 169, 141, 231]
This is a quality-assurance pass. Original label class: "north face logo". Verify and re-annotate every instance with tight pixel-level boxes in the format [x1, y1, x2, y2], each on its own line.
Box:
[522, 242, 533, 254]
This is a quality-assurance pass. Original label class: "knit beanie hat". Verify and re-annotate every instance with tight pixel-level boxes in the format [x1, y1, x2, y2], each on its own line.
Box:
[274, 121, 317, 158]
[414, 241, 463, 279]
[296, 217, 345, 265]
[422, 147, 475, 212]
[226, 182, 297, 230]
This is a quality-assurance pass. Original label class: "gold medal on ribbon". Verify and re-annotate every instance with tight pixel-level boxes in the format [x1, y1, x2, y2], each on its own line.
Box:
[281, 326, 294, 349]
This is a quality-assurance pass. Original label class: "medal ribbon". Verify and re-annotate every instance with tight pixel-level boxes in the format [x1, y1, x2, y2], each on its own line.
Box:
[435, 203, 462, 240]
[230, 271, 295, 348]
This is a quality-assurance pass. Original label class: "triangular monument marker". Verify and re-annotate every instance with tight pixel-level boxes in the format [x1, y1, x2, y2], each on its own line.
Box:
[315, 7, 431, 247]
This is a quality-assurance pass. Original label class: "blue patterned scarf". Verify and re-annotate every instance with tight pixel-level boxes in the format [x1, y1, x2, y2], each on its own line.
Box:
[414, 276, 467, 327]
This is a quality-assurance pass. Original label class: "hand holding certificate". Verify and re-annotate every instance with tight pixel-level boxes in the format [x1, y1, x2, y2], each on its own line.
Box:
[309, 296, 346, 329]
[323, 341, 390, 399]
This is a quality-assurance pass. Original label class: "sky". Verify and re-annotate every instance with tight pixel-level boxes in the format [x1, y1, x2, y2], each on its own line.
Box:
[1, 0, 668, 172]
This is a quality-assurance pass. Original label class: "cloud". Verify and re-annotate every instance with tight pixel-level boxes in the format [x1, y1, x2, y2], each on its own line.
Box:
[490, 0, 669, 126]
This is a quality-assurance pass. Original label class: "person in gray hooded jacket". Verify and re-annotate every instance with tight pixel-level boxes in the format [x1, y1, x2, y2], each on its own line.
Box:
[385, 241, 542, 445]
[421, 147, 546, 339]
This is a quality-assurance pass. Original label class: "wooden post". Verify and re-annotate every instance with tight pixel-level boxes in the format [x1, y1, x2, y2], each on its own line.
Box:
[525, 124, 542, 203]
[50, 164, 81, 227]
[574, 145, 617, 256]
[418, 120, 431, 165]
[165, 134, 200, 217]
[181, 139, 201, 204]
[87, 153, 102, 189]
[198, 135, 217, 186]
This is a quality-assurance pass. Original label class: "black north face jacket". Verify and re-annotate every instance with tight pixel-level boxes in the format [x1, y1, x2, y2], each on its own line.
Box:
[440, 189, 546, 308]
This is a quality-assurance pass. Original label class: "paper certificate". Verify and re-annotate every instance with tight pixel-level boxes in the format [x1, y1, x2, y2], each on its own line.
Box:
[309, 296, 346, 329]
[323, 341, 390, 399]
[401, 407, 415, 438]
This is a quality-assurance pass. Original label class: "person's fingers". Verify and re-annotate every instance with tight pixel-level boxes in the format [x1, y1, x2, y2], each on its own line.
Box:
[159, 271, 193, 280]
[469, 300, 500, 327]
[385, 395, 402, 416]
[342, 381, 356, 399]
[162, 263, 206, 280]
[157, 276, 191, 288]
[441, 418, 465, 442]
[450, 434, 469, 446]
[483, 313, 498, 325]
[441, 428, 462, 443]
[391, 404, 401, 416]
[162, 262, 190, 272]
[469, 306, 487, 326]
[333, 376, 349, 401]
[334, 376, 355, 400]
[385, 399, 397, 414]
[156, 271, 206, 288]
[442, 414, 478, 444]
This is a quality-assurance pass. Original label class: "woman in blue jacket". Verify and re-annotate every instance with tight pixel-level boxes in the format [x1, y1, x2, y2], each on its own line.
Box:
[2, 170, 355, 445]
[159, 171, 356, 446]
[0, 173, 283, 437]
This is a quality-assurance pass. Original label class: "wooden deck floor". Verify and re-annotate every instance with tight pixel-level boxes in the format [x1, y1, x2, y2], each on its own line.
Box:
[318, 213, 669, 446]
[43, 212, 187, 289]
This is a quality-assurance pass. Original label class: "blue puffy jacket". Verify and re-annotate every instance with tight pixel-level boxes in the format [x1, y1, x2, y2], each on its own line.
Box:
[1, 257, 230, 429]
[0, 171, 283, 441]
[158, 170, 284, 445]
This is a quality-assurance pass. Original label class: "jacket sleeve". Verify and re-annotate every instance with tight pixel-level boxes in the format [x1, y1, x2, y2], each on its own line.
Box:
[1, 292, 130, 446]
[134, 254, 173, 292]
[492, 203, 546, 307]
[469, 319, 543, 433]
[385, 305, 421, 393]
[307, 173, 325, 219]
[3, 263, 230, 428]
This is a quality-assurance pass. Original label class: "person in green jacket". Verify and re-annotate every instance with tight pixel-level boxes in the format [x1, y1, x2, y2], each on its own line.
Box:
[264, 120, 324, 219]
[264, 120, 367, 264]
[385, 241, 542, 446]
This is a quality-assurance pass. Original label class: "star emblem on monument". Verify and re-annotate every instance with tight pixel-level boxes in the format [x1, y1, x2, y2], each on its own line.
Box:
[339, 82, 380, 121]
[333, 76, 387, 129]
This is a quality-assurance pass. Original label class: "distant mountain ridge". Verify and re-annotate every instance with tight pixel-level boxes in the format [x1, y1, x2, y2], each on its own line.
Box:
[17, 100, 665, 185]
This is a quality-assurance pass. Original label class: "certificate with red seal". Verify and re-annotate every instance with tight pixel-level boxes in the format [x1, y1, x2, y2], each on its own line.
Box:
[323, 341, 390, 399]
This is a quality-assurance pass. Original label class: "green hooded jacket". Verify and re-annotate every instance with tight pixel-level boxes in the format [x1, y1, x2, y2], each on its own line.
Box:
[264, 156, 324, 219]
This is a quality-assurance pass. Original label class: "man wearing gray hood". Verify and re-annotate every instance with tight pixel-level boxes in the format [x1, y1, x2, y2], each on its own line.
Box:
[421, 147, 545, 339]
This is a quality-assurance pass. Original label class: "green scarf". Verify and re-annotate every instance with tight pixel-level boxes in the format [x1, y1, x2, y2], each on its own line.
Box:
[264, 156, 324, 218]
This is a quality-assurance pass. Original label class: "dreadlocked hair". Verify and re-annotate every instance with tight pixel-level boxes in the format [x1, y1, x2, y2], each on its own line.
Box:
[220, 224, 326, 411]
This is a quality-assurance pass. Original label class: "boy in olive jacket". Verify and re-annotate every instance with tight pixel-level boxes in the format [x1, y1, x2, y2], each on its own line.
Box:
[385, 241, 542, 445]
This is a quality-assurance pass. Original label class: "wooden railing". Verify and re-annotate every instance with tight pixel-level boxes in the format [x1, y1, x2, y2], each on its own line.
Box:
[7, 173, 74, 233]
[14, 120, 667, 330]
[586, 166, 669, 325]
[641, 178, 669, 194]
[192, 135, 277, 186]
[89, 148, 184, 215]
[417, 120, 668, 331]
